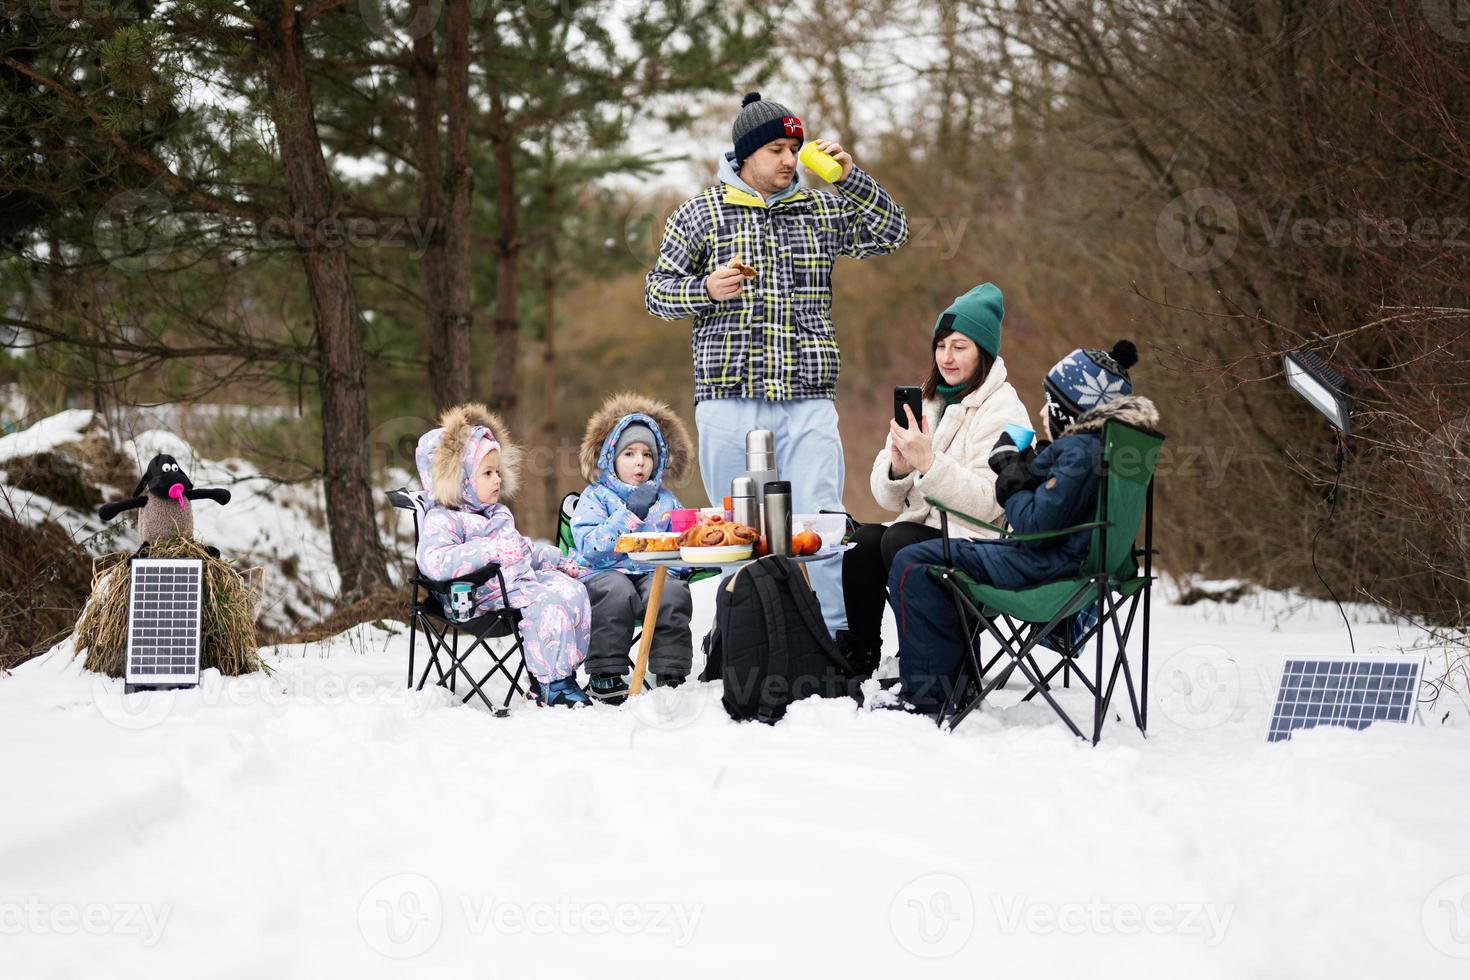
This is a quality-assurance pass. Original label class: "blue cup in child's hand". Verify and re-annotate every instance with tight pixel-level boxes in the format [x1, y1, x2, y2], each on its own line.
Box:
[1003, 422, 1035, 451]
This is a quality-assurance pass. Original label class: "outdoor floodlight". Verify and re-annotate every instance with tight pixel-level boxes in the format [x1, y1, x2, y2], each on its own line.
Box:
[1283, 349, 1354, 437]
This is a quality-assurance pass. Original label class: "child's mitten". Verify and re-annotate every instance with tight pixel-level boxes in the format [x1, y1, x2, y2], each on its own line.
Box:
[995, 451, 1045, 506]
[987, 431, 1019, 474]
[625, 483, 659, 519]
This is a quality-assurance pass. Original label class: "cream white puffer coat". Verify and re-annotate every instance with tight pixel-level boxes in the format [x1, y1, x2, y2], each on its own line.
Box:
[869, 355, 1031, 537]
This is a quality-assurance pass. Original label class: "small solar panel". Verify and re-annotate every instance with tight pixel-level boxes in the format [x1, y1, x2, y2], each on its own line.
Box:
[1266, 656, 1423, 742]
[125, 558, 204, 687]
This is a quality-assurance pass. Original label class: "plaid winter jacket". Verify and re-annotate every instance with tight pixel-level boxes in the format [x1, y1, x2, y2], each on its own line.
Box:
[644, 166, 909, 402]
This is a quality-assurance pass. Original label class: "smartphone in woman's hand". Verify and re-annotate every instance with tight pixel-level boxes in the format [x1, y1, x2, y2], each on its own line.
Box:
[894, 386, 923, 429]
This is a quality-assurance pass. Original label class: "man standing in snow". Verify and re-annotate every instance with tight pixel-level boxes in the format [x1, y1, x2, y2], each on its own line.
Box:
[644, 92, 910, 635]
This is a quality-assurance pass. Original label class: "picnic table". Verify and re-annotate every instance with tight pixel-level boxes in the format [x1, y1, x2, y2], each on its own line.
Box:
[622, 547, 852, 696]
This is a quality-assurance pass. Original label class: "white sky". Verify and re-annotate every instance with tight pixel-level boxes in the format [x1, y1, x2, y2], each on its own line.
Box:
[330, 0, 940, 197]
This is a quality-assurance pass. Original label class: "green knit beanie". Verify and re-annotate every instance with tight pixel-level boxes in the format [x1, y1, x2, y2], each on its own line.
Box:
[933, 282, 1004, 358]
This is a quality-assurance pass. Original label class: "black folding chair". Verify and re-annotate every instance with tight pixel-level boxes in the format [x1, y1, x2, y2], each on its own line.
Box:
[386, 488, 533, 716]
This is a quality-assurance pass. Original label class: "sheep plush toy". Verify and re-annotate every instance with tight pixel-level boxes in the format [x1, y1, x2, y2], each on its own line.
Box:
[97, 453, 232, 551]
[76, 453, 261, 678]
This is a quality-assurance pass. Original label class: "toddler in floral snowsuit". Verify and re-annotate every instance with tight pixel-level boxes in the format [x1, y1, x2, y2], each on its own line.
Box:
[414, 403, 591, 707]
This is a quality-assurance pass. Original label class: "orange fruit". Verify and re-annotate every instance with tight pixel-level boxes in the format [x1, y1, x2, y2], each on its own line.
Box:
[793, 530, 822, 556]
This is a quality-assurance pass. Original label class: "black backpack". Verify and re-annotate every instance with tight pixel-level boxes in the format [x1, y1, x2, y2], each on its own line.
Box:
[699, 555, 862, 723]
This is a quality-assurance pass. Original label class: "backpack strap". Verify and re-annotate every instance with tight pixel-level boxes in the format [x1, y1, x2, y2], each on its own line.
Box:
[748, 561, 793, 724]
[779, 557, 856, 675]
[787, 558, 846, 658]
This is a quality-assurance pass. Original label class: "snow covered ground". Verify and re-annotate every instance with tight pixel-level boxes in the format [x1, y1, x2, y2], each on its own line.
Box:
[5, 578, 1470, 979]
[5, 400, 1469, 976]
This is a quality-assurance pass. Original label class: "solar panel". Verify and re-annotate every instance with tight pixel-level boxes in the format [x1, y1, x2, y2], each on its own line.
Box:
[1266, 656, 1423, 743]
[125, 558, 204, 687]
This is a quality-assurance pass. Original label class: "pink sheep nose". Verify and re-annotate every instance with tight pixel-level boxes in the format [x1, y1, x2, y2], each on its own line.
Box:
[168, 483, 187, 509]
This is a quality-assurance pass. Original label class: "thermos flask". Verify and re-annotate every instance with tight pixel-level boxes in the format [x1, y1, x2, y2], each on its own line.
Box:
[763, 481, 793, 557]
[449, 582, 474, 621]
[730, 476, 760, 530]
[744, 429, 778, 523]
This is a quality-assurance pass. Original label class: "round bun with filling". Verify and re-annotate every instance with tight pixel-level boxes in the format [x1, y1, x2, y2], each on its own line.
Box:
[728, 524, 759, 544]
[679, 519, 759, 548]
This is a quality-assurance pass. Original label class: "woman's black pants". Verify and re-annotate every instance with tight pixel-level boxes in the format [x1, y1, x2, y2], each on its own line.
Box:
[841, 520, 943, 657]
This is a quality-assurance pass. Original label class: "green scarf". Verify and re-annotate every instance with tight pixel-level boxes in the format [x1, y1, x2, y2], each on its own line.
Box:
[936, 381, 968, 407]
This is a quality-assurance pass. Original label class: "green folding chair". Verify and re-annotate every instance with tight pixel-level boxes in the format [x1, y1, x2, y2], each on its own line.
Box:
[922, 418, 1163, 743]
[556, 491, 583, 557]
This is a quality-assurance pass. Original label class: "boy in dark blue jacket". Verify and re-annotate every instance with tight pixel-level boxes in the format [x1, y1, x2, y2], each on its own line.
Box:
[885, 341, 1160, 714]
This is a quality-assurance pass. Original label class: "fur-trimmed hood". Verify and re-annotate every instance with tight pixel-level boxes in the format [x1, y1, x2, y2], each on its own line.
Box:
[1061, 394, 1161, 438]
[414, 402, 523, 510]
[578, 392, 693, 487]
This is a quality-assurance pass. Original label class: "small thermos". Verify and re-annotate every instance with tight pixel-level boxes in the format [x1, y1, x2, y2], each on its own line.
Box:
[744, 429, 778, 510]
[730, 476, 760, 529]
[449, 582, 474, 621]
[762, 480, 793, 557]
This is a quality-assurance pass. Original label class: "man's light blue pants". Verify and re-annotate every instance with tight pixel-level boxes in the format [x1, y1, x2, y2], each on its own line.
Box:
[694, 397, 847, 635]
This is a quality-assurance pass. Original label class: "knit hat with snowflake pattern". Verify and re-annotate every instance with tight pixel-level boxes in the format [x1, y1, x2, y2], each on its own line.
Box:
[1043, 340, 1139, 432]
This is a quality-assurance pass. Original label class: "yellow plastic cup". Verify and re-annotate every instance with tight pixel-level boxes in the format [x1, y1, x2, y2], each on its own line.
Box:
[799, 141, 844, 183]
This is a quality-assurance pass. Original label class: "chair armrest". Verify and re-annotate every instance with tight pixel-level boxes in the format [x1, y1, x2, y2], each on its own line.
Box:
[1005, 521, 1110, 542]
[413, 561, 502, 592]
[924, 496, 1111, 543]
[413, 561, 518, 616]
[923, 496, 1009, 536]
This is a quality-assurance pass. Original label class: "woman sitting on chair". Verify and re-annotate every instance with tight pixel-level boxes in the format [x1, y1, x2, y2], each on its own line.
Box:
[884, 340, 1157, 715]
[839, 282, 1028, 676]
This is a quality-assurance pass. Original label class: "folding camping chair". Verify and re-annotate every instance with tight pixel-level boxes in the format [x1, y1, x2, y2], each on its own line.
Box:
[922, 419, 1164, 743]
[386, 488, 533, 716]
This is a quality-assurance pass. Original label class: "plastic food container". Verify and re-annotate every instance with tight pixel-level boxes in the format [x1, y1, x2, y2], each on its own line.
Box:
[669, 509, 699, 532]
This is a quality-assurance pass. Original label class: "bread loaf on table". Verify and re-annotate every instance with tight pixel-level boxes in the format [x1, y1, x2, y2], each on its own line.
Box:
[614, 533, 680, 553]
